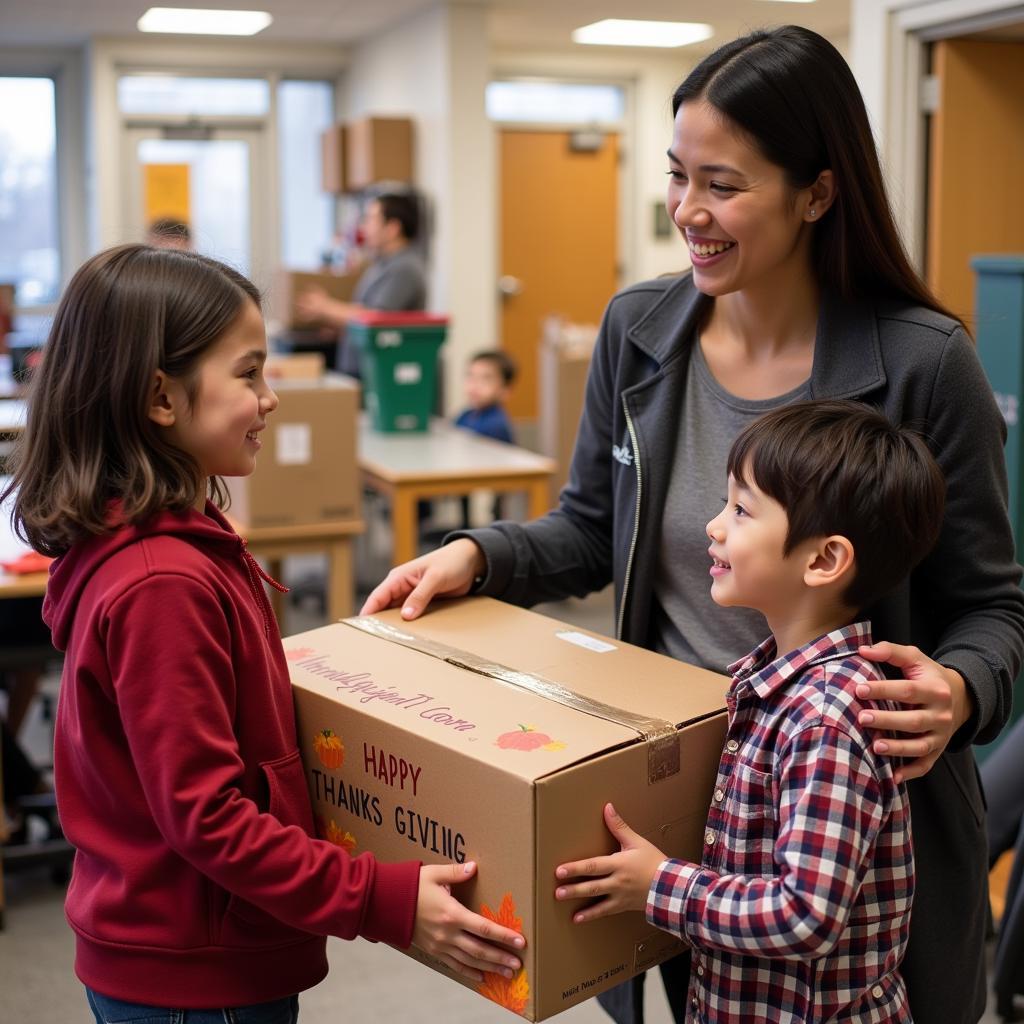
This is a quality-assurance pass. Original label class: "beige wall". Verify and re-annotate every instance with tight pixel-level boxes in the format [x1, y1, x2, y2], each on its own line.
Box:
[342, 3, 494, 413]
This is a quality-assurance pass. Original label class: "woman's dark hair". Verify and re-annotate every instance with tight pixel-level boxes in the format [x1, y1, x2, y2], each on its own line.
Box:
[673, 26, 958, 322]
[727, 400, 947, 611]
[3, 244, 261, 556]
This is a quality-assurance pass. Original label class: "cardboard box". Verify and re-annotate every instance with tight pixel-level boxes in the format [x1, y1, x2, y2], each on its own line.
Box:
[288, 598, 728, 1021]
[226, 374, 360, 528]
[271, 269, 361, 330]
[321, 123, 349, 194]
[346, 116, 414, 191]
[539, 319, 598, 504]
[265, 352, 326, 382]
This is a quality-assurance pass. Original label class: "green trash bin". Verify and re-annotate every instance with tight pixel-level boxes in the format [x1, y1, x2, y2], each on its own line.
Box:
[348, 311, 449, 432]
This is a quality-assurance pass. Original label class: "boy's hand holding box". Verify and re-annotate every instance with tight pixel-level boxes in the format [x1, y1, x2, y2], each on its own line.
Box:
[287, 597, 727, 1021]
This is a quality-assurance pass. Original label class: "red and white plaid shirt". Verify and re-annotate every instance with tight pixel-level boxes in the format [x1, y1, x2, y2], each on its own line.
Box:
[647, 622, 914, 1023]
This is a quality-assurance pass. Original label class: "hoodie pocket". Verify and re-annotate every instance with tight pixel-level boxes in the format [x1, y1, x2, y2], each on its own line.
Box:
[260, 748, 317, 836]
[224, 749, 317, 935]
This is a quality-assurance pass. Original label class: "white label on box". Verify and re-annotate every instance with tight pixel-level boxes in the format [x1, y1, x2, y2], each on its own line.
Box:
[377, 330, 402, 348]
[555, 630, 616, 654]
[394, 362, 422, 385]
[275, 423, 312, 465]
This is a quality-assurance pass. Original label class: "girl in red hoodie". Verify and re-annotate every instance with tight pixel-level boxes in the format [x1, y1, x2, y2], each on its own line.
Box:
[2, 245, 525, 1023]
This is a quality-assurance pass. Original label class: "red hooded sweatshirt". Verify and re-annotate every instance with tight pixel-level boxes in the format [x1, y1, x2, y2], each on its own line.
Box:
[43, 502, 420, 1007]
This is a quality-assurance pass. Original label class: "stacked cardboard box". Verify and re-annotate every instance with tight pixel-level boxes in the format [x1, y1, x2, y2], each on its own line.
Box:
[225, 374, 360, 529]
[270, 269, 361, 331]
[538, 318, 598, 504]
[288, 598, 728, 1021]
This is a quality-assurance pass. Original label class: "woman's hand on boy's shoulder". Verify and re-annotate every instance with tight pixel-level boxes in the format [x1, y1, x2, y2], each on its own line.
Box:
[554, 804, 667, 924]
[856, 641, 970, 782]
[360, 539, 487, 619]
[413, 860, 526, 982]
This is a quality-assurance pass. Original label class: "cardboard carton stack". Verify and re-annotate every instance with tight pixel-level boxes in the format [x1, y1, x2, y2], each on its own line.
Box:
[287, 598, 728, 1021]
[270, 269, 361, 331]
[538, 318, 598, 504]
[225, 373, 360, 529]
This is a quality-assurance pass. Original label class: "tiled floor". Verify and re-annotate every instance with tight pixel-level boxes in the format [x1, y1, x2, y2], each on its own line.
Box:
[0, 563, 1008, 1022]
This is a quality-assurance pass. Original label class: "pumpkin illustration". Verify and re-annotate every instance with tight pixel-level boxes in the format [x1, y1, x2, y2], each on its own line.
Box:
[313, 728, 345, 769]
[477, 892, 530, 1013]
[496, 724, 566, 752]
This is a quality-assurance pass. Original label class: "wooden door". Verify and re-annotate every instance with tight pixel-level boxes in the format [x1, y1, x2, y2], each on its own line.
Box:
[499, 130, 619, 420]
[927, 39, 1024, 320]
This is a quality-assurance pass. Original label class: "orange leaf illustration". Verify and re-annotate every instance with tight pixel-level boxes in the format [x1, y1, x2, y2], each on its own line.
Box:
[477, 891, 529, 1012]
[478, 966, 530, 1014]
[324, 818, 357, 853]
[480, 891, 523, 934]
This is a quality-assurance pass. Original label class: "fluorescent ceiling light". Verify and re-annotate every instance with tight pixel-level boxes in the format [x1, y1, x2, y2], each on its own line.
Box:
[138, 8, 273, 35]
[572, 19, 713, 48]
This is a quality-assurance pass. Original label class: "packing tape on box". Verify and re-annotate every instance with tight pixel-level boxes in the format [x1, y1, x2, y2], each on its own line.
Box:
[343, 616, 681, 784]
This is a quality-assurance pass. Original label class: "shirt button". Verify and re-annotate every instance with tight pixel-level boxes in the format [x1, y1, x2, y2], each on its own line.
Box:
[713, 788, 725, 803]
[872, 985, 884, 999]
[697, 965, 705, 977]
[726, 739, 739, 753]
[704, 829, 716, 846]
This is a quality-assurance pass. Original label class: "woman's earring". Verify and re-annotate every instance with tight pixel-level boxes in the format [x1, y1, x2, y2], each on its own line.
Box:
[809, 208, 816, 218]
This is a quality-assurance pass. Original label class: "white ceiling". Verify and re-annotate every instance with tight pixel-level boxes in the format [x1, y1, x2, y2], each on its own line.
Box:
[0, 0, 851, 55]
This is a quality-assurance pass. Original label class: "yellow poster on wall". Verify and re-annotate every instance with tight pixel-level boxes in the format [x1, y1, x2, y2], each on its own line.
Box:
[143, 163, 191, 225]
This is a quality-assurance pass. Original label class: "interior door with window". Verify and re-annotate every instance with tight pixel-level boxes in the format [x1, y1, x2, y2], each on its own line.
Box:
[123, 125, 267, 279]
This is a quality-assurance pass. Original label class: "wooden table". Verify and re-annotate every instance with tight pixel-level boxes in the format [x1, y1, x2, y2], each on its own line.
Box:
[0, 475, 47, 599]
[359, 420, 556, 567]
[233, 517, 364, 623]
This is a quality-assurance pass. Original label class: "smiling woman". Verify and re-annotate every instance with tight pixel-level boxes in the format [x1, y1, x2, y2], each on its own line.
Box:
[361, 23, 1023, 1024]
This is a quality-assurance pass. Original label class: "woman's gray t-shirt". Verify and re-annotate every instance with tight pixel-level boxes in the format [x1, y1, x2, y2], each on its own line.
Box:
[651, 339, 810, 673]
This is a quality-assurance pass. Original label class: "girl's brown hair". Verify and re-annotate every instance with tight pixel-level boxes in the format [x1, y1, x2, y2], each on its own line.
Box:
[2, 244, 261, 556]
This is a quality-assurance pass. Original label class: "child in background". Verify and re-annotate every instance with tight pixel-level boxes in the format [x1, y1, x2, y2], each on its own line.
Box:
[554, 400, 946, 1023]
[455, 350, 516, 445]
[2, 245, 524, 1023]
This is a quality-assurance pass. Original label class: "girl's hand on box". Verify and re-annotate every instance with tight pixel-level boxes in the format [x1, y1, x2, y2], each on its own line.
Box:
[856, 642, 971, 783]
[554, 804, 666, 923]
[413, 861, 526, 983]
[360, 539, 486, 620]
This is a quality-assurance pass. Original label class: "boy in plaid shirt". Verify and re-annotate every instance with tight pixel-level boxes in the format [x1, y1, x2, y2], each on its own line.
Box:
[555, 400, 946, 1023]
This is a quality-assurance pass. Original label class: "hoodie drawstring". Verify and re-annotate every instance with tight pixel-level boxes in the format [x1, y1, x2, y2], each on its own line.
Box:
[239, 540, 289, 637]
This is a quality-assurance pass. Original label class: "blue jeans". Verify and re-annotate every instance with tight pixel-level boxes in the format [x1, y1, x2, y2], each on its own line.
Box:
[85, 988, 299, 1024]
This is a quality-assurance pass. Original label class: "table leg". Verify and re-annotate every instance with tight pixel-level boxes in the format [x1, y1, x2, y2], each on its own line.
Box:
[527, 479, 552, 520]
[391, 488, 419, 567]
[327, 539, 354, 621]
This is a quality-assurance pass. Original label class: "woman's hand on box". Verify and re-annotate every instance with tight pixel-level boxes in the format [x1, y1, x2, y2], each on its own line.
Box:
[360, 539, 486, 620]
[855, 641, 971, 783]
[554, 804, 666, 923]
[413, 860, 526, 983]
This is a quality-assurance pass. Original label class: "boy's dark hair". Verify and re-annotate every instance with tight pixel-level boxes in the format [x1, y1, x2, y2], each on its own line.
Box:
[727, 400, 946, 611]
[147, 217, 192, 243]
[3, 244, 261, 557]
[470, 350, 516, 387]
[375, 193, 419, 242]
